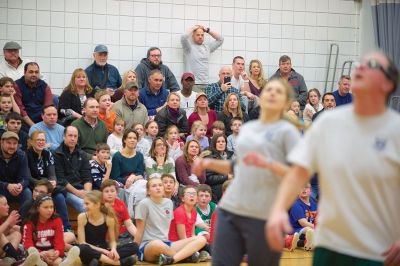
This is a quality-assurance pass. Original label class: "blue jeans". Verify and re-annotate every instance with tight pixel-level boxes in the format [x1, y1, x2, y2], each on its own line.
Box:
[0, 187, 32, 204]
[65, 192, 85, 213]
[53, 193, 72, 231]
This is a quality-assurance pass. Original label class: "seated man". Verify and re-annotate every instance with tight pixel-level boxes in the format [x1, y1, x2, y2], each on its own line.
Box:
[29, 105, 64, 152]
[205, 66, 245, 113]
[85, 44, 122, 94]
[13, 62, 54, 127]
[312, 92, 336, 121]
[0, 131, 31, 204]
[54, 126, 92, 213]
[71, 98, 108, 160]
[0, 41, 33, 80]
[332, 75, 352, 106]
[135, 47, 179, 92]
[139, 70, 169, 118]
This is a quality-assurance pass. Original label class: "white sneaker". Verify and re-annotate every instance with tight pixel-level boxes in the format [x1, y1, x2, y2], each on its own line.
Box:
[289, 232, 300, 252]
[27, 247, 46, 266]
[59, 246, 80, 266]
[304, 229, 314, 251]
[21, 252, 39, 266]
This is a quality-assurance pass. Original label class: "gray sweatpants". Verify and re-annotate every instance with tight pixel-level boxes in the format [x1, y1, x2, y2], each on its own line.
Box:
[212, 208, 281, 266]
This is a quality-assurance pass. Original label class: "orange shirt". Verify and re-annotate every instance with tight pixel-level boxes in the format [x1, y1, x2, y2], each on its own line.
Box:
[98, 110, 117, 133]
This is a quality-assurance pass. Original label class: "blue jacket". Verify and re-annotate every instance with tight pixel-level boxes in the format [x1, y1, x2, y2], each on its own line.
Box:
[332, 90, 352, 106]
[139, 87, 169, 116]
[0, 149, 30, 190]
[85, 62, 122, 90]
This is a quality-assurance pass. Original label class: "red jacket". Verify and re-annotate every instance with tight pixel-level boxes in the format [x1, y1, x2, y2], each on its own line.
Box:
[23, 217, 65, 257]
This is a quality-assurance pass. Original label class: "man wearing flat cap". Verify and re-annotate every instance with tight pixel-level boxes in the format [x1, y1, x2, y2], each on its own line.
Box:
[85, 44, 122, 95]
[112, 81, 148, 129]
[0, 131, 32, 203]
[176, 72, 197, 117]
[0, 41, 33, 80]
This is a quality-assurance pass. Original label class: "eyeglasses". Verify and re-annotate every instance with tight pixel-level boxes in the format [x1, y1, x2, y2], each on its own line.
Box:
[184, 192, 197, 196]
[357, 59, 395, 84]
[34, 139, 46, 142]
[156, 143, 166, 147]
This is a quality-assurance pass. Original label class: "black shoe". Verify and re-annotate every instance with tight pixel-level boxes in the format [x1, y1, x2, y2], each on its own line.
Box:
[158, 254, 174, 265]
[88, 258, 100, 266]
[184, 252, 200, 263]
[120, 256, 136, 266]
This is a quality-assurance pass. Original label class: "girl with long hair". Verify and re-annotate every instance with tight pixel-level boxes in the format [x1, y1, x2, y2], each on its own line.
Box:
[22, 194, 80, 266]
[192, 78, 302, 266]
[77, 191, 138, 265]
[175, 140, 205, 186]
[217, 93, 249, 136]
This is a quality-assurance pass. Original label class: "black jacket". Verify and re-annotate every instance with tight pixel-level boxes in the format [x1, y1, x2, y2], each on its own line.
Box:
[25, 148, 56, 189]
[0, 149, 30, 190]
[58, 89, 95, 119]
[53, 142, 91, 193]
[217, 111, 249, 136]
[155, 107, 189, 137]
[205, 150, 233, 203]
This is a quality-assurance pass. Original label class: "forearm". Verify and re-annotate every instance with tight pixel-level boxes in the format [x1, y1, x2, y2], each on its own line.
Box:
[242, 82, 250, 93]
[11, 97, 20, 114]
[66, 183, 80, 195]
[83, 182, 92, 191]
[208, 30, 220, 40]
[202, 158, 232, 175]
[23, 116, 34, 127]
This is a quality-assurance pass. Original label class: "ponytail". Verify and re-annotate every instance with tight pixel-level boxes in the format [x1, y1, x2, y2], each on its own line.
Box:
[283, 112, 308, 131]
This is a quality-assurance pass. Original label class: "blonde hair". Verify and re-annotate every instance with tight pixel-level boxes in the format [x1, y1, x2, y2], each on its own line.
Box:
[94, 89, 110, 102]
[84, 191, 119, 237]
[28, 130, 46, 149]
[190, 120, 206, 136]
[121, 70, 137, 89]
[164, 124, 179, 140]
[193, 94, 210, 113]
[167, 92, 180, 103]
[249, 59, 267, 89]
[222, 93, 244, 119]
[65, 68, 93, 96]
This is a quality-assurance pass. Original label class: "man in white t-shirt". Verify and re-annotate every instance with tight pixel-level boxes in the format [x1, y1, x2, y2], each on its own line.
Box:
[176, 72, 197, 118]
[266, 52, 400, 265]
[0, 41, 33, 80]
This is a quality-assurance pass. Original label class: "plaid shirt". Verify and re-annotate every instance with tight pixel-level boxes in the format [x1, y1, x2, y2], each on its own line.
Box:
[205, 81, 245, 112]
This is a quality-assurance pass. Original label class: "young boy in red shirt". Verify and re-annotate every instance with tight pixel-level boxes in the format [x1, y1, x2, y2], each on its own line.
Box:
[101, 179, 137, 243]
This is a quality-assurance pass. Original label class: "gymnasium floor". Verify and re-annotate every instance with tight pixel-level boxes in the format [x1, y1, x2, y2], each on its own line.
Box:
[135, 249, 313, 265]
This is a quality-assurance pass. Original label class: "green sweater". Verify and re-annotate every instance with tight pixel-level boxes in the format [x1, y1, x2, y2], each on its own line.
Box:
[71, 117, 108, 159]
[195, 202, 217, 235]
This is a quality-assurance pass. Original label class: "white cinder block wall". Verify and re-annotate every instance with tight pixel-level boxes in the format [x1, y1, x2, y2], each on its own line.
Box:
[0, 0, 360, 95]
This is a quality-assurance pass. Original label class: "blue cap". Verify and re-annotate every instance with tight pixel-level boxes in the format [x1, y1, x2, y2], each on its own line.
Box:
[94, 44, 108, 53]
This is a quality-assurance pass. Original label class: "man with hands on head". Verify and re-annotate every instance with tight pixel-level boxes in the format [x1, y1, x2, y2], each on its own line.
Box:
[181, 25, 224, 92]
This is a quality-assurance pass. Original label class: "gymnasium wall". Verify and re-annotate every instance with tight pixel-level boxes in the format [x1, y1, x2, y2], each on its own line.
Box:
[0, 0, 360, 94]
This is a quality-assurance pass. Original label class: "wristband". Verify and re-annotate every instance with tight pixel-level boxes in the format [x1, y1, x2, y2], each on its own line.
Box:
[230, 158, 236, 174]
[243, 80, 249, 83]
[206, 27, 210, 33]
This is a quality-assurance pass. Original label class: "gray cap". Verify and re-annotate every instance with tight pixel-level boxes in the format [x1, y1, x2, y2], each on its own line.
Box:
[125, 81, 139, 90]
[94, 44, 108, 53]
[1, 131, 19, 141]
[3, 41, 21, 50]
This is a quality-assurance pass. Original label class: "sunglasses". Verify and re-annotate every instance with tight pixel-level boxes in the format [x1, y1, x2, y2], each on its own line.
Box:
[358, 59, 395, 85]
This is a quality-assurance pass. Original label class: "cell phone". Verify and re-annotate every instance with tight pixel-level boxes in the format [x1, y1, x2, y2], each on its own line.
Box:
[223, 76, 231, 84]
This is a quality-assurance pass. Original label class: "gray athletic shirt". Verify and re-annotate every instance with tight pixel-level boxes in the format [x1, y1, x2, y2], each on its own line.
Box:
[135, 197, 173, 243]
[219, 119, 301, 220]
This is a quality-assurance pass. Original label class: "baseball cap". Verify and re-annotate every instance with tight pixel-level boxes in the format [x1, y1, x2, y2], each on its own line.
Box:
[195, 92, 208, 102]
[3, 41, 22, 50]
[94, 44, 108, 53]
[181, 72, 195, 81]
[125, 81, 139, 90]
[1, 131, 19, 141]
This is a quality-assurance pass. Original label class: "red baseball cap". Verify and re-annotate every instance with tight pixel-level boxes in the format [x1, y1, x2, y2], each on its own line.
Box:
[181, 72, 195, 81]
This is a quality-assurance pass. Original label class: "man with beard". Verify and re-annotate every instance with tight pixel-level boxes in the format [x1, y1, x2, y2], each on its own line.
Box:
[312, 92, 336, 121]
[13, 62, 54, 127]
[135, 47, 180, 92]
[85, 44, 122, 94]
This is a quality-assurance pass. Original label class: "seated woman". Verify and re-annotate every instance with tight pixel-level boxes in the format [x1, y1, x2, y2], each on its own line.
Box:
[24, 130, 72, 232]
[135, 178, 206, 264]
[145, 137, 176, 179]
[77, 191, 138, 266]
[217, 93, 249, 136]
[175, 140, 205, 186]
[110, 129, 145, 190]
[244, 59, 267, 99]
[111, 70, 137, 102]
[155, 92, 189, 138]
[303, 88, 323, 124]
[58, 68, 95, 125]
[204, 134, 233, 202]
[188, 93, 217, 138]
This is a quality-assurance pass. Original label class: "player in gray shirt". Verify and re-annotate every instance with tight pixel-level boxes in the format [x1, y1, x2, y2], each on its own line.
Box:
[192, 78, 303, 266]
[135, 178, 206, 264]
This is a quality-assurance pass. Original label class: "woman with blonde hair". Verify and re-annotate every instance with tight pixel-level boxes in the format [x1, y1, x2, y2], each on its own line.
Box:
[188, 93, 218, 137]
[175, 140, 205, 186]
[217, 93, 249, 136]
[111, 70, 137, 102]
[58, 68, 94, 122]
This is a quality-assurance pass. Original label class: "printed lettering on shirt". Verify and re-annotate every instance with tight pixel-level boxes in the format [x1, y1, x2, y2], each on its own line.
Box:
[374, 137, 387, 151]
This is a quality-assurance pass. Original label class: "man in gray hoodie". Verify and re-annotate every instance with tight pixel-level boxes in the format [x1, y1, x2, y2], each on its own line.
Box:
[135, 47, 180, 92]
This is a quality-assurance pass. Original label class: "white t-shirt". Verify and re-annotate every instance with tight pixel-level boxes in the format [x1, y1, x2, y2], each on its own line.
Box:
[107, 133, 123, 156]
[176, 90, 197, 118]
[288, 105, 400, 261]
[230, 75, 244, 91]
